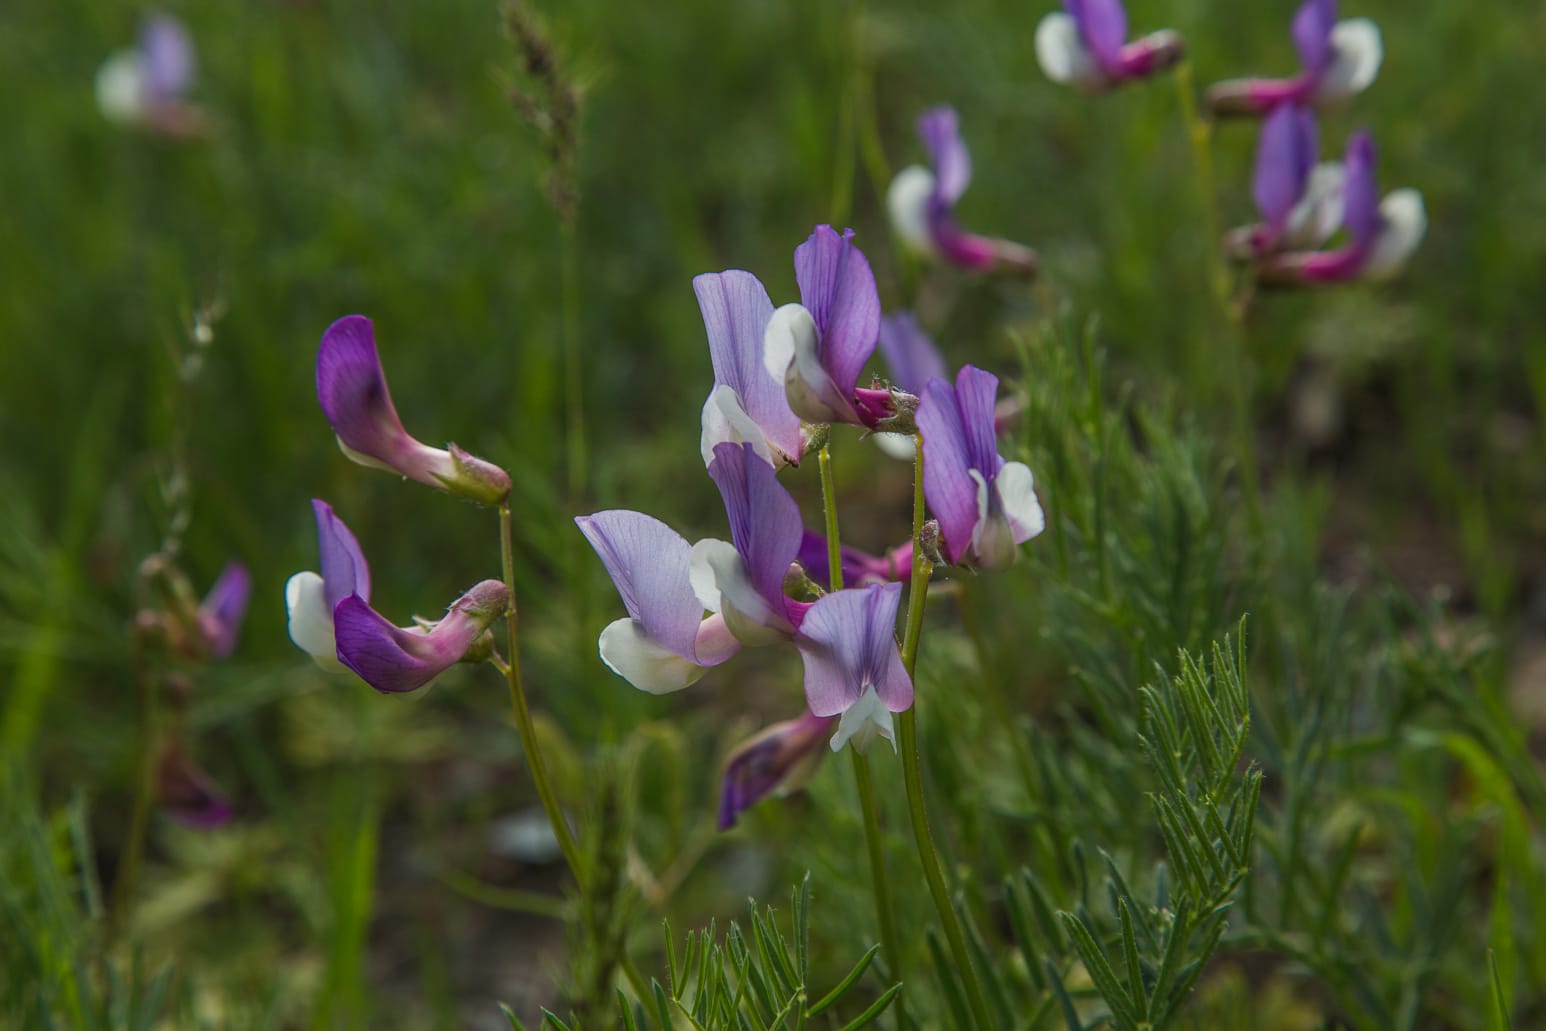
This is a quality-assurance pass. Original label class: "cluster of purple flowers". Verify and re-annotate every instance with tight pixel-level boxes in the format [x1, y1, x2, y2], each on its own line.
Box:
[579, 226, 1045, 827]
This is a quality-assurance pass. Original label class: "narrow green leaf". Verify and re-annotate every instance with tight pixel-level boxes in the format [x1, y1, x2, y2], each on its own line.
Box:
[498, 1002, 527, 1030]
[1489, 949, 1512, 1031]
[1117, 899, 1147, 1015]
[1059, 913, 1141, 1030]
[1004, 879, 1048, 991]
[926, 930, 972, 1031]
[832, 983, 903, 1031]
[539, 1009, 574, 1031]
[1044, 961, 1085, 1031]
[806, 944, 880, 1018]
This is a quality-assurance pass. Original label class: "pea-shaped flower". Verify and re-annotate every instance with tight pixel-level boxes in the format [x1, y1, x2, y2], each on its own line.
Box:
[286, 500, 371, 672]
[96, 12, 204, 137]
[718, 709, 835, 829]
[917, 366, 1046, 570]
[194, 562, 251, 661]
[796, 584, 913, 754]
[1036, 0, 1184, 92]
[695, 270, 804, 467]
[1224, 104, 1345, 260]
[332, 579, 508, 694]
[1207, 0, 1382, 116]
[317, 316, 511, 505]
[887, 107, 1038, 276]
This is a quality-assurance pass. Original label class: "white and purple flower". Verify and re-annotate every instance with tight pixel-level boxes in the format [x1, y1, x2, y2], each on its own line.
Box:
[1035, 0, 1184, 92]
[317, 316, 511, 505]
[796, 583, 913, 753]
[695, 270, 805, 467]
[286, 499, 371, 671]
[1224, 104, 1346, 261]
[1206, 0, 1382, 116]
[96, 12, 204, 137]
[917, 366, 1045, 571]
[887, 107, 1038, 276]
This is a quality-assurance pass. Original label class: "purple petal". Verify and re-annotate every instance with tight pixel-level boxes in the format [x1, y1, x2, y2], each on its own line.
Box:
[1291, 0, 1338, 72]
[139, 12, 194, 103]
[877, 313, 948, 396]
[917, 377, 978, 566]
[717, 709, 835, 829]
[1252, 105, 1317, 228]
[1341, 131, 1381, 246]
[694, 272, 804, 462]
[157, 744, 232, 828]
[796, 584, 912, 717]
[312, 499, 371, 610]
[334, 580, 507, 694]
[576, 511, 702, 660]
[707, 443, 802, 611]
[1064, 0, 1128, 70]
[917, 106, 972, 205]
[797, 530, 897, 591]
[954, 366, 1006, 479]
[793, 227, 881, 397]
[197, 562, 251, 660]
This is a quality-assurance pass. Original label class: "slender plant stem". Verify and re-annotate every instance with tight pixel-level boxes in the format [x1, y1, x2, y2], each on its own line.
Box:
[109, 656, 157, 936]
[818, 445, 906, 1006]
[896, 438, 995, 1030]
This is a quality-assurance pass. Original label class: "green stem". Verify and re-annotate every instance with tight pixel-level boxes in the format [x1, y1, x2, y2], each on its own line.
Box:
[818, 445, 906, 1006]
[110, 653, 157, 937]
[897, 439, 995, 1030]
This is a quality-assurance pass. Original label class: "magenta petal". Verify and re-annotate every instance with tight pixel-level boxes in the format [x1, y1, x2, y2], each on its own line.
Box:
[333, 580, 506, 694]
[197, 562, 251, 660]
[140, 12, 194, 102]
[1291, 0, 1338, 72]
[317, 316, 444, 483]
[1065, 0, 1128, 71]
[1341, 132, 1381, 246]
[694, 271, 803, 461]
[917, 106, 972, 205]
[796, 584, 911, 717]
[576, 511, 702, 661]
[879, 313, 948, 396]
[313, 499, 371, 610]
[793, 226, 881, 397]
[707, 443, 803, 610]
[797, 530, 896, 591]
[1253, 105, 1317, 230]
[717, 709, 835, 829]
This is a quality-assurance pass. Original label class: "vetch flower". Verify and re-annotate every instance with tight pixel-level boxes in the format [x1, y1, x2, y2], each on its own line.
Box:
[917, 366, 1046, 570]
[286, 499, 372, 671]
[157, 738, 233, 828]
[1206, 0, 1382, 116]
[795, 584, 912, 753]
[695, 270, 804, 467]
[195, 562, 251, 661]
[887, 107, 1038, 276]
[797, 530, 911, 591]
[96, 12, 204, 136]
[576, 510, 741, 694]
[691, 442, 810, 646]
[717, 709, 836, 829]
[1036, 0, 1184, 92]
[317, 316, 511, 505]
[332, 580, 507, 694]
[1257, 131, 1425, 286]
[762, 227, 884, 427]
[1224, 104, 1345, 260]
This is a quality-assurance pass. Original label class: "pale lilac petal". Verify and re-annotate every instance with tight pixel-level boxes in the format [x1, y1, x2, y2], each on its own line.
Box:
[333, 580, 507, 694]
[796, 584, 911, 718]
[954, 365, 1006, 479]
[793, 227, 881, 397]
[576, 511, 702, 660]
[197, 562, 250, 660]
[1291, 0, 1337, 72]
[139, 12, 194, 103]
[313, 499, 371, 610]
[1253, 105, 1317, 229]
[1341, 132, 1380, 246]
[917, 106, 971, 205]
[1065, 0, 1128, 71]
[917, 377, 978, 566]
[718, 709, 835, 829]
[706, 442, 802, 611]
[693, 272, 803, 463]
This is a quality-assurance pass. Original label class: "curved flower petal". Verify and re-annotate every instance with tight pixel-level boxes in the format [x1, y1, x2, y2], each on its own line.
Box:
[954, 366, 1006, 478]
[197, 562, 250, 660]
[887, 165, 938, 254]
[1036, 13, 1106, 89]
[598, 618, 712, 695]
[765, 303, 855, 423]
[140, 13, 194, 103]
[313, 498, 371, 610]
[576, 511, 704, 661]
[333, 580, 508, 694]
[917, 377, 979, 566]
[796, 583, 911, 723]
[1281, 162, 1346, 248]
[830, 687, 896, 753]
[1253, 105, 1318, 230]
[286, 571, 346, 671]
[879, 313, 948, 396]
[1340, 132, 1381, 247]
[1314, 18, 1382, 104]
[996, 462, 1048, 544]
[1291, 0, 1337, 72]
[1361, 189, 1426, 281]
[718, 709, 836, 829]
[707, 442, 803, 608]
[793, 226, 881, 400]
[694, 271, 802, 463]
[690, 538, 791, 645]
[1065, 0, 1128, 71]
[917, 106, 971, 205]
[701, 383, 776, 467]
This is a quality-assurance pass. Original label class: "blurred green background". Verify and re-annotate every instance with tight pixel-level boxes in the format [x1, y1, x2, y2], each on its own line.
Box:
[4, 0, 1545, 1026]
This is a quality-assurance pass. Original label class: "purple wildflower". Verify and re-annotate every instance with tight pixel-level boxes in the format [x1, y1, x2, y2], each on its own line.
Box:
[194, 562, 251, 661]
[1036, 0, 1184, 92]
[796, 530, 911, 592]
[695, 270, 804, 467]
[333, 579, 508, 694]
[286, 499, 372, 671]
[1207, 0, 1382, 116]
[795, 584, 913, 753]
[1224, 105, 1347, 260]
[96, 12, 204, 136]
[718, 709, 836, 829]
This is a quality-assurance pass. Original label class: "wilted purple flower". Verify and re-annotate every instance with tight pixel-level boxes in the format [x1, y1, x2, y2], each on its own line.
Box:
[797, 530, 911, 591]
[718, 709, 836, 829]
[317, 316, 511, 505]
[1035, 0, 1184, 92]
[576, 510, 741, 694]
[157, 739, 232, 828]
[286, 499, 372, 671]
[695, 271, 804, 467]
[761, 227, 884, 427]
[691, 442, 811, 645]
[195, 562, 251, 661]
[887, 108, 1038, 276]
[1224, 104, 1346, 260]
[333, 579, 508, 693]
[917, 366, 1046, 570]
[1257, 131, 1426, 286]
[1207, 0, 1382, 116]
[796, 584, 912, 753]
[96, 12, 204, 137]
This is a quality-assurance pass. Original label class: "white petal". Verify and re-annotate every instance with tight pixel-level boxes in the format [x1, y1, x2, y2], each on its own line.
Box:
[995, 462, 1047, 543]
[693, 613, 742, 665]
[1314, 19, 1382, 104]
[95, 51, 145, 124]
[689, 538, 789, 645]
[285, 571, 345, 671]
[968, 468, 1014, 570]
[872, 432, 917, 461]
[886, 165, 937, 256]
[336, 436, 400, 474]
[597, 618, 707, 694]
[766, 304, 849, 424]
[700, 384, 776, 467]
[1282, 162, 1346, 248]
[1362, 189, 1426, 281]
[829, 686, 896, 754]
[1034, 13, 1105, 89]
[762, 303, 812, 383]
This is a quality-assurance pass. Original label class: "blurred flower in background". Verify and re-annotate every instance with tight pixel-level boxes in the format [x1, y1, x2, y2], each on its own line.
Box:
[95, 11, 205, 137]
